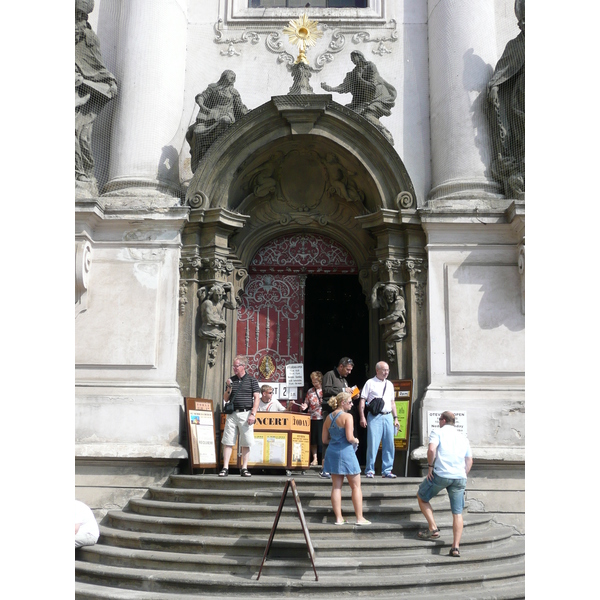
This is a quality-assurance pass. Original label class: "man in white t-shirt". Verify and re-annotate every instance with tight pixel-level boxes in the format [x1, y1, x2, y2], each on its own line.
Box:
[416, 411, 473, 558]
[258, 385, 287, 412]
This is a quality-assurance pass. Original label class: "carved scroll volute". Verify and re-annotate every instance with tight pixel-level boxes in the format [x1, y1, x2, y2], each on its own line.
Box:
[403, 258, 428, 314]
[75, 239, 92, 316]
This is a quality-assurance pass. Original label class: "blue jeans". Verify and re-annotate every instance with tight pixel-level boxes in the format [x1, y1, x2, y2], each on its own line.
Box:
[365, 412, 395, 475]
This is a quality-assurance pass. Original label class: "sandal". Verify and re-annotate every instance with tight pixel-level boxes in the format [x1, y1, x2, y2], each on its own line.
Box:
[334, 519, 348, 525]
[449, 547, 460, 558]
[417, 528, 440, 539]
[240, 468, 252, 477]
[218, 468, 228, 477]
[355, 520, 371, 526]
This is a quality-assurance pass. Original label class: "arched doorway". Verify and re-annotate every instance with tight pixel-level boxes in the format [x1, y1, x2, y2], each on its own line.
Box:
[237, 233, 369, 396]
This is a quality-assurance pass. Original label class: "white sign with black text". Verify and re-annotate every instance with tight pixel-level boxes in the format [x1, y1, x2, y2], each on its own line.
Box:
[427, 411, 468, 438]
[285, 363, 304, 387]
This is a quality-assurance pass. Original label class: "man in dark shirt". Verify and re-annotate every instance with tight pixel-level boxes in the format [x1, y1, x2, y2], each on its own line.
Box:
[220, 355, 260, 477]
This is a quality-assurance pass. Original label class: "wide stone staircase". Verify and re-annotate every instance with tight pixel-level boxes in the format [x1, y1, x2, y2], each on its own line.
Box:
[75, 470, 525, 599]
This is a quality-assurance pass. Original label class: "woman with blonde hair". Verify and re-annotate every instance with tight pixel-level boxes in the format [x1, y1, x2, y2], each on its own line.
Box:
[321, 392, 370, 525]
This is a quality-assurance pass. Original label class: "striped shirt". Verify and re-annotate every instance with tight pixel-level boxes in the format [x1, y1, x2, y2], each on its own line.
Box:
[230, 374, 260, 411]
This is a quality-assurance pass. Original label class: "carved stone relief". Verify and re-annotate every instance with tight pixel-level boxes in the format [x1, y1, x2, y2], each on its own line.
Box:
[236, 146, 369, 232]
[213, 18, 398, 68]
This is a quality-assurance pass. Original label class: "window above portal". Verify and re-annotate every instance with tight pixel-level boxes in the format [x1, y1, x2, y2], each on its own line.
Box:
[249, 2, 367, 7]
[223, 0, 385, 26]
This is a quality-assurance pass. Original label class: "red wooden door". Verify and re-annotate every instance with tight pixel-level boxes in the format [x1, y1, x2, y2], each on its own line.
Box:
[237, 233, 357, 388]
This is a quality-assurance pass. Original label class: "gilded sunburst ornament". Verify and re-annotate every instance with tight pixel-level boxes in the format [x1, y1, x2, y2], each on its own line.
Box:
[283, 13, 323, 65]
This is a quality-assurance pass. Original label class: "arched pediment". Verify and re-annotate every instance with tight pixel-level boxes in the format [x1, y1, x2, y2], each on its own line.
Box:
[185, 95, 417, 213]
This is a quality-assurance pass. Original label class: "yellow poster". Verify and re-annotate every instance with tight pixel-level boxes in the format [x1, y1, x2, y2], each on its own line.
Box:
[290, 433, 310, 467]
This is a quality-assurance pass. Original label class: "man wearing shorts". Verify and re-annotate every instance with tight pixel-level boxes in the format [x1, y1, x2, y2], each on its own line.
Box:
[220, 355, 260, 478]
[417, 411, 473, 557]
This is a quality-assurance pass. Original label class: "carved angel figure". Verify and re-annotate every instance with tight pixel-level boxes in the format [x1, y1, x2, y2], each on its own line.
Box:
[321, 51, 396, 145]
[197, 282, 236, 341]
[371, 282, 406, 342]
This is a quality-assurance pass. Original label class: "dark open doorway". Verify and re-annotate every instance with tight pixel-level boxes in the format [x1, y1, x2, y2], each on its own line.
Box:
[303, 274, 370, 389]
[303, 274, 370, 466]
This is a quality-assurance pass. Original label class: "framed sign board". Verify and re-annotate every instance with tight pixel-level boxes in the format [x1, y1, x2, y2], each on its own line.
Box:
[185, 398, 217, 470]
[392, 379, 413, 451]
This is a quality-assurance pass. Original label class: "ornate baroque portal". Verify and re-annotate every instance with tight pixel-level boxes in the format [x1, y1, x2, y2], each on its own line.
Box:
[176, 95, 428, 412]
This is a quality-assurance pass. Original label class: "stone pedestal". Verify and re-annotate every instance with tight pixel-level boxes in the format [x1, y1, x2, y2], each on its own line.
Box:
[75, 199, 190, 510]
[427, 0, 502, 203]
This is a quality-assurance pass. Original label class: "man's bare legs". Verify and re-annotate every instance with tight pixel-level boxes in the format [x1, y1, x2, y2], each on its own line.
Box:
[222, 445, 233, 469]
[417, 494, 439, 532]
[452, 513, 464, 550]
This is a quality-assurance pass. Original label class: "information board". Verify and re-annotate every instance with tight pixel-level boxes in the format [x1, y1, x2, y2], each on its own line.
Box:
[185, 398, 217, 470]
[285, 363, 304, 386]
[392, 380, 413, 451]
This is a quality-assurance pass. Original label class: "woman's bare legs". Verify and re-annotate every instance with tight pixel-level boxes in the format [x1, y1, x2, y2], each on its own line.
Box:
[347, 474, 367, 522]
[331, 474, 345, 522]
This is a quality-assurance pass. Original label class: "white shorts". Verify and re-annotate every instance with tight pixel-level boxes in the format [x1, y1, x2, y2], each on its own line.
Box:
[221, 411, 255, 448]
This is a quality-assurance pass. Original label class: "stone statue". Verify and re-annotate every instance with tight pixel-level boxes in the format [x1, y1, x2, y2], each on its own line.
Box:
[487, 0, 525, 199]
[321, 51, 397, 145]
[186, 71, 249, 172]
[197, 283, 236, 342]
[371, 282, 407, 343]
[75, 0, 118, 195]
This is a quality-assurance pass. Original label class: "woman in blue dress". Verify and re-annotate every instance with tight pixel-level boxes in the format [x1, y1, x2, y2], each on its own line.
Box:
[322, 392, 371, 525]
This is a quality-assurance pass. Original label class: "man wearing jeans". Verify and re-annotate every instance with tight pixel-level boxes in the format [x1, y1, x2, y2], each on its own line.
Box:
[416, 411, 473, 557]
[359, 361, 399, 478]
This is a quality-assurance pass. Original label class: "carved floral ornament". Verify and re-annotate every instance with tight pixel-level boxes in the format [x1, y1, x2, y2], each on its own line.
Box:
[213, 18, 398, 67]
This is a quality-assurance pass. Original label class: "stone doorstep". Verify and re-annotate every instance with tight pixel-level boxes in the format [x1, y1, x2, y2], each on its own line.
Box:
[75, 579, 526, 600]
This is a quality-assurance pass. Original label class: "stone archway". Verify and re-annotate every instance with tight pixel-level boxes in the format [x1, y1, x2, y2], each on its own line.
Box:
[177, 95, 428, 415]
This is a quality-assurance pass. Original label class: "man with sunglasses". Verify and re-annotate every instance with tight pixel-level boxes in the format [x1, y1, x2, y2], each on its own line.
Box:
[416, 411, 473, 558]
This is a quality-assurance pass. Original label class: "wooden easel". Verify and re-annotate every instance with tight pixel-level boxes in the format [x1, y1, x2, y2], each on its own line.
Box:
[257, 478, 318, 581]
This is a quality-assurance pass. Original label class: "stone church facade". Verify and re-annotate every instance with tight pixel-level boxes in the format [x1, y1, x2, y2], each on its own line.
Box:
[75, 0, 525, 530]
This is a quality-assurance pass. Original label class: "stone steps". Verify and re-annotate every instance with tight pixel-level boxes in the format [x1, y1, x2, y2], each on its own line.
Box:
[76, 558, 524, 597]
[78, 533, 523, 575]
[103, 509, 492, 539]
[93, 518, 515, 557]
[75, 473, 525, 599]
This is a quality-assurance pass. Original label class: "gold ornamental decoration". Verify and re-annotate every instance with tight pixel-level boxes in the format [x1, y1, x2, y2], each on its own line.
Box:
[259, 355, 276, 379]
[283, 13, 323, 65]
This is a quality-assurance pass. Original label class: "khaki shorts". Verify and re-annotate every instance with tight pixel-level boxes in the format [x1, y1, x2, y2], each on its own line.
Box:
[221, 411, 255, 448]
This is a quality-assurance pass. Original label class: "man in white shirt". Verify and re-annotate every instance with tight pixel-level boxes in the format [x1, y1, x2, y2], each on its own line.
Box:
[359, 361, 400, 478]
[416, 411, 473, 558]
[258, 385, 287, 412]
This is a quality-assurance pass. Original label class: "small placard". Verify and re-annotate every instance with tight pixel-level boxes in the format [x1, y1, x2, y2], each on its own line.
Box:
[427, 411, 468, 437]
[285, 363, 304, 387]
[280, 385, 298, 400]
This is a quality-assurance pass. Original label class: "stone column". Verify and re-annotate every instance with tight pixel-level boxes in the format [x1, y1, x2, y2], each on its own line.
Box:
[103, 0, 188, 198]
[427, 0, 502, 204]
